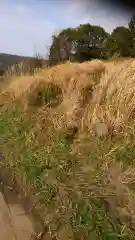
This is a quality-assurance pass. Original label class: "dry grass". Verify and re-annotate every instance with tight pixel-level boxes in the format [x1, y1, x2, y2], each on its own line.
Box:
[1, 58, 135, 239]
[82, 58, 135, 134]
[2, 59, 44, 80]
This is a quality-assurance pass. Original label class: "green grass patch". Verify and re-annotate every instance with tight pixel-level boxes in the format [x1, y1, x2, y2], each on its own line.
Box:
[0, 107, 135, 239]
[28, 82, 63, 107]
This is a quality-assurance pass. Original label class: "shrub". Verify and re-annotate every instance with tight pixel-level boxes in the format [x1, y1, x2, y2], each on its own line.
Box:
[28, 81, 63, 108]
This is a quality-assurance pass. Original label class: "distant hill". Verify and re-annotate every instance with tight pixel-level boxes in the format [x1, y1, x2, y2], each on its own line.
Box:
[0, 53, 48, 75]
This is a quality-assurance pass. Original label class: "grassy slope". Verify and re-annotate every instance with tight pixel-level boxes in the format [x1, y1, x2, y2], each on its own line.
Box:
[0, 59, 135, 239]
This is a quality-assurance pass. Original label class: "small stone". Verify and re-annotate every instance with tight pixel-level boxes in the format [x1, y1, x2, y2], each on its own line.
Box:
[94, 122, 108, 137]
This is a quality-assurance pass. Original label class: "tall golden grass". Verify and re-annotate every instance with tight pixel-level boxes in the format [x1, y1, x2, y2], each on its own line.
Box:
[83, 58, 135, 133]
[1, 58, 135, 134]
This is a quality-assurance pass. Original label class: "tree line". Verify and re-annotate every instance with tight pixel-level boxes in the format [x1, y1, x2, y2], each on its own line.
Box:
[48, 14, 135, 65]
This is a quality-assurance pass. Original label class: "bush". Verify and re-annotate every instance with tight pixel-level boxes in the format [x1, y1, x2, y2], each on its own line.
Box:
[28, 81, 63, 108]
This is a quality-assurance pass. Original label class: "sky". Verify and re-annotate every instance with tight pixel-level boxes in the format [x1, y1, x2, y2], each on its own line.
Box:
[0, 0, 133, 57]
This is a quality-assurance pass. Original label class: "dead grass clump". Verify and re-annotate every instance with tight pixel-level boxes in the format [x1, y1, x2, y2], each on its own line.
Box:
[62, 66, 104, 119]
[30, 60, 105, 139]
[0, 76, 36, 107]
[82, 59, 135, 134]
[0, 75, 63, 110]
[77, 59, 106, 74]
[0, 59, 105, 111]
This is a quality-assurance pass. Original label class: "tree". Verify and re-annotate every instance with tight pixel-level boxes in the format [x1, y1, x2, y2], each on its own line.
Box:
[49, 28, 77, 65]
[49, 24, 109, 65]
[106, 26, 133, 57]
[75, 24, 109, 61]
[128, 14, 135, 56]
[129, 14, 135, 35]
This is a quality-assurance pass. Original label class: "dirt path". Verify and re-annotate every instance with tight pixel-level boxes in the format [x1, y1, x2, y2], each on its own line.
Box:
[0, 182, 35, 239]
[0, 163, 38, 240]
